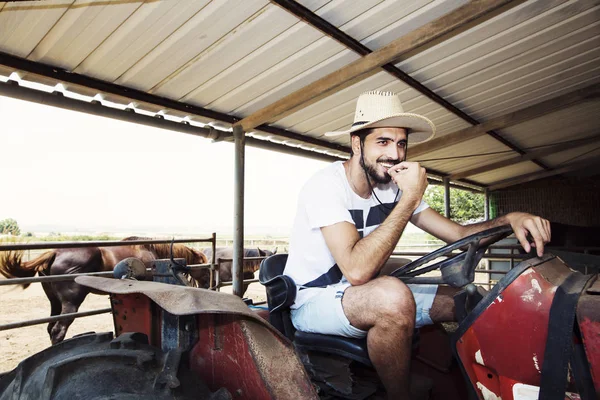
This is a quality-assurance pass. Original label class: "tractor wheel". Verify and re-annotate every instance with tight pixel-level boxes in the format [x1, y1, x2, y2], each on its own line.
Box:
[0, 331, 231, 400]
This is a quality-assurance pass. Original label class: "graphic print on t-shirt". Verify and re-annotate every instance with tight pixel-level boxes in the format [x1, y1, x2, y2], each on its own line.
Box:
[301, 201, 398, 289]
[350, 201, 397, 238]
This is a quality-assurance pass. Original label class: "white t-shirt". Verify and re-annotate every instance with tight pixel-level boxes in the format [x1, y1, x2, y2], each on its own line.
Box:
[284, 161, 428, 309]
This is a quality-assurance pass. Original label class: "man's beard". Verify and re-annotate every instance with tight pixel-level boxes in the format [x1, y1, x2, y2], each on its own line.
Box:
[360, 155, 400, 185]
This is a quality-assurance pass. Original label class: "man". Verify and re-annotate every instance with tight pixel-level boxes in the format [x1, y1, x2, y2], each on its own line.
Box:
[283, 91, 551, 398]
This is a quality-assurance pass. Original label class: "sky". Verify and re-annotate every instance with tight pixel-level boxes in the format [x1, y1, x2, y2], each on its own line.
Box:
[0, 94, 330, 236]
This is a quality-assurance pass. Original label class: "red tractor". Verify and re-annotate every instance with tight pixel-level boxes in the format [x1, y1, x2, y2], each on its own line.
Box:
[1, 226, 598, 399]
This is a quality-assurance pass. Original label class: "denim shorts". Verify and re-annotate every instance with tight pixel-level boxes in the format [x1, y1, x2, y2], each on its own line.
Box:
[290, 281, 438, 338]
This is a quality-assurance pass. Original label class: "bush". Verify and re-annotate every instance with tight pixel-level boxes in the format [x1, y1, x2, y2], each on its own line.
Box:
[423, 185, 485, 224]
[0, 218, 20, 236]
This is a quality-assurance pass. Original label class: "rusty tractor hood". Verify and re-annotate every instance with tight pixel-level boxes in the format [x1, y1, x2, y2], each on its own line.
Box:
[75, 276, 284, 339]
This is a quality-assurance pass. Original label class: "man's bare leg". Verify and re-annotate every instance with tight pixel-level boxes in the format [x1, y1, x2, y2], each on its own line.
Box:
[429, 286, 458, 322]
[342, 276, 416, 399]
[380, 257, 459, 323]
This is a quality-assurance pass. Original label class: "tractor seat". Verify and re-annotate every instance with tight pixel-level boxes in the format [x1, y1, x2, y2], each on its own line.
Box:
[259, 254, 372, 367]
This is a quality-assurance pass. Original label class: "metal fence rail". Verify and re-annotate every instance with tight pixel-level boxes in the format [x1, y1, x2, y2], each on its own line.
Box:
[0, 271, 115, 286]
[0, 237, 214, 251]
[0, 308, 113, 332]
[0, 236, 217, 333]
[0, 234, 275, 332]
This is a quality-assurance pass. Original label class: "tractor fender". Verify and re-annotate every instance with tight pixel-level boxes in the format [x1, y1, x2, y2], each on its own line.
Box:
[75, 276, 318, 400]
[453, 254, 599, 400]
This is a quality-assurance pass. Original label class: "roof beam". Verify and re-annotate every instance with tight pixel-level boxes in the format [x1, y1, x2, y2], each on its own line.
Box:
[488, 158, 600, 191]
[409, 83, 600, 160]
[235, 0, 522, 132]
[269, 0, 542, 168]
[449, 134, 600, 180]
[0, 51, 349, 155]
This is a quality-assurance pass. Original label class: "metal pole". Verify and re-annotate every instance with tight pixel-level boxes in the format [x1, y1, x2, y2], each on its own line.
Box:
[0, 271, 114, 286]
[210, 232, 217, 290]
[232, 125, 245, 297]
[443, 177, 451, 219]
[484, 188, 490, 220]
[0, 237, 213, 251]
[0, 308, 112, 332]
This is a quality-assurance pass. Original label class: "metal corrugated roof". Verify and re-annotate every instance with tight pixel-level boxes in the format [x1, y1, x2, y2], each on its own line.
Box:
[0, 0, 598, 190]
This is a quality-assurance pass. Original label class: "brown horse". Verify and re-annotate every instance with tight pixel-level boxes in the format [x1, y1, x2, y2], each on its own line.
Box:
[202, 247, 276, 295]
[0, 240, 208, 344]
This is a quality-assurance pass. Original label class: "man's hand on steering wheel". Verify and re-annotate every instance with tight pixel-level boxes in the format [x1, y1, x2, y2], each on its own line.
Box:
[505, 212, 551, 257]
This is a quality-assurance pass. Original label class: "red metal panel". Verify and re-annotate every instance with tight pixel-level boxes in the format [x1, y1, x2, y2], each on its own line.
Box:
[456, 265, 563, 400]
[579, 317, 600, 395]
[190, 314, 317, 400]
[577, 277, 600, 397]
[111, 293, 156, 344]
[112, 293, 316, 399]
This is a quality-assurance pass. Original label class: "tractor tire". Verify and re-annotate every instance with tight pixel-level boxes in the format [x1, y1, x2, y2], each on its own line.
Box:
[0, 331, 231, 400]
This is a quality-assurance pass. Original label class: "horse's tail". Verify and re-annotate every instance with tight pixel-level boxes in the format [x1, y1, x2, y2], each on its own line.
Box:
[0, 250, 56, 289]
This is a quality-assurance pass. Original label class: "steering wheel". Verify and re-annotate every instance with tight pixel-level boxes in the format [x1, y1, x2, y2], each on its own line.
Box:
[390, 225, 513, 287]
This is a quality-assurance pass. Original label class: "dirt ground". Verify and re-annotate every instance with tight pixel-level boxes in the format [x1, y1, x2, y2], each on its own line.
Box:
[0, 276, 266, 373]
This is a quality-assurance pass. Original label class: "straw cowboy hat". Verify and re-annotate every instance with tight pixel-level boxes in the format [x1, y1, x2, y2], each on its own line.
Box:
[325, 90, 435, 143]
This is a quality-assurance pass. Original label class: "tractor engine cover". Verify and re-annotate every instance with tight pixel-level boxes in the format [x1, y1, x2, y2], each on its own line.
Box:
[453, 254, 599, 400]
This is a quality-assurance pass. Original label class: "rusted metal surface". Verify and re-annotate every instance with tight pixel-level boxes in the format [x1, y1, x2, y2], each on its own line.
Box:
[577, 276, 600, 397]
[111, 293, 155, 344]
[239, 319, 317, 399]
[83, 275, 316, 399]
[189, 314, 317, 400]
[106, 278, 316, 399]
[454, 255, 572, 400]
[75, 276, 283, 338]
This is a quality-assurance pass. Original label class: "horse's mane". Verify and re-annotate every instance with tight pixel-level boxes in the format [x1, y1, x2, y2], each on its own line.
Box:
[121, 236, 152, 241]
[147, 243, 208, 265]
[120, 237, 208, 266]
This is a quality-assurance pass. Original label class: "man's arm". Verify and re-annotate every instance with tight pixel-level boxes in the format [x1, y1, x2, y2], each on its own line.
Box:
[411, 207, 551, 257]
[321, 162, 427, 286]
[322, 195, 421, 285]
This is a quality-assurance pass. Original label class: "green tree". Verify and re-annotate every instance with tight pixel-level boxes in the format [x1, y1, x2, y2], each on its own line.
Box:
[0, 218, 21, 236]
[423, 185, 485, 223]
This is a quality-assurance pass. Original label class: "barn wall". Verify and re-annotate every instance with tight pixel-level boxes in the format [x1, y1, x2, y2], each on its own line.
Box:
[490, 175, 600, 227]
